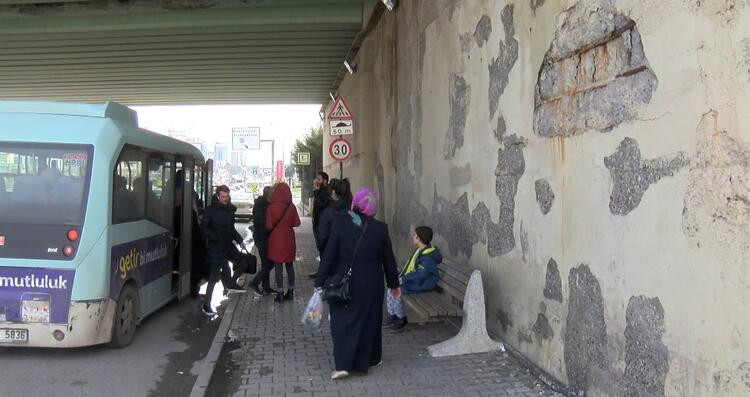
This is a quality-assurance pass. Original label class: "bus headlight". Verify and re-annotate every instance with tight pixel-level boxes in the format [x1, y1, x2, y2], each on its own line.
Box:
[53, 330, 65, 341]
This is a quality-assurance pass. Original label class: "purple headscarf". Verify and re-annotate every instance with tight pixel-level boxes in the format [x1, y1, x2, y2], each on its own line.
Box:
[351, 187, 377, 217]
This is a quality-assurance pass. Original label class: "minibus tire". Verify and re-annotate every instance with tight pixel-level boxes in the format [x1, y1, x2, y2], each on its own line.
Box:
[110, 284, 139, 348]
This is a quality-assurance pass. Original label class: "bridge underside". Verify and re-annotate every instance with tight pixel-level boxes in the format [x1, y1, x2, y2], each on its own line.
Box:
[0, 0, 368, 104]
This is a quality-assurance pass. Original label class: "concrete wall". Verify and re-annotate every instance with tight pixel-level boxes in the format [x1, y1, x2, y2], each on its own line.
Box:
[323, 0, 750, 395]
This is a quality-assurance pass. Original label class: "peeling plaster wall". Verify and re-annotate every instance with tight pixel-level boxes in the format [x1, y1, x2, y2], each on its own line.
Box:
[324, 0, 750, 396]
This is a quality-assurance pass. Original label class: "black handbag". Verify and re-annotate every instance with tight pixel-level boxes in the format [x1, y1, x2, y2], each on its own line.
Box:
[321, 221, 369, 304]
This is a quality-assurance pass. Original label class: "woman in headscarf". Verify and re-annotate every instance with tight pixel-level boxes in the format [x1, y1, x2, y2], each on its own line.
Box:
[314, 188, 400, 380]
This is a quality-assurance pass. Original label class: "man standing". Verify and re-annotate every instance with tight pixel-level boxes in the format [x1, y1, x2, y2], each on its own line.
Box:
[310, 172, 331, 278]
[200, 185, 246, 315]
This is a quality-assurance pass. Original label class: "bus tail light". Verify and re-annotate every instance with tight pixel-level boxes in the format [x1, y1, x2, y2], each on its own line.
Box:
[63, 245, 74, 257]
[67, 229, 79, 241]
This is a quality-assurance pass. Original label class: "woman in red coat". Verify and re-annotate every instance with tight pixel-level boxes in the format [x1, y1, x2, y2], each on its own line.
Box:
[265, 182, 301, 302]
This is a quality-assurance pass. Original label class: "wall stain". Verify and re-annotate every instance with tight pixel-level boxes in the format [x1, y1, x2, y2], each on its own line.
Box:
[488, 4, 519, 121]
[449, 163, 472, 187]
[520, 219, 530, 263]
[473, 14, 492, 47]
[623, 296, 669, 397]
[535, 178, 555, 215]
[564, 264, 608, 393]
[604, 137, 689, 216]
[431, 189, 474, 258]
[491, 134, 527, 256]
[444, 74, 471, 159]
[532, 313, 554, 342]
[495, 115, 507, 141]
[543, 258, 563, 302]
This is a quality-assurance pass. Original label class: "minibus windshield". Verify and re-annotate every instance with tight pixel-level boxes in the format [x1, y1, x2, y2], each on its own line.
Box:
[0, 143, 92, 225]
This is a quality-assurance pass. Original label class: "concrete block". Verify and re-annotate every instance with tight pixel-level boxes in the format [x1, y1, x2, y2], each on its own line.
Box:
[428, 270, 505, 357]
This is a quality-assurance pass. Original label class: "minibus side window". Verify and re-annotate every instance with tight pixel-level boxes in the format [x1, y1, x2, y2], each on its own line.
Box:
[113, 147, 146, 224]
[147, 156, 174, 229]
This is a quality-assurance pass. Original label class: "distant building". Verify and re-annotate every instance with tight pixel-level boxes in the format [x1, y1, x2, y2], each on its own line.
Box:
[231, 151, 241, 167]
[214, 144, 227, 164]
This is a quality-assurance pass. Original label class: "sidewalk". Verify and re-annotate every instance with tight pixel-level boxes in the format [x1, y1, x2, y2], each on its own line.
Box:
[209, 218, 560, 397]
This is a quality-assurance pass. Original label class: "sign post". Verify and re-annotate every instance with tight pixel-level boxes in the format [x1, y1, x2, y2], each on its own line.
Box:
[327, 96, 354, 179]
[328, 138, 352, 179]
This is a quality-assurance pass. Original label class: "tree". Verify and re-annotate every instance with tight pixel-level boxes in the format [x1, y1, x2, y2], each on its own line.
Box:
[291, 124, 324, 201]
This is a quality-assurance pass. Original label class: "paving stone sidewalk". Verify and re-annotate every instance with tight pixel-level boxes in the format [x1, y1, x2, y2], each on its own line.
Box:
[214, 218, 560, 397]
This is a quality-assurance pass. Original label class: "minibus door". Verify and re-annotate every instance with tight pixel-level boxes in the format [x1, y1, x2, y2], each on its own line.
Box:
[178, 158, 194, 300]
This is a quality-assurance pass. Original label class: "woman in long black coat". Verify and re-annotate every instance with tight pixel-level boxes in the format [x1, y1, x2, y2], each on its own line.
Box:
[314, 188, 400, 380]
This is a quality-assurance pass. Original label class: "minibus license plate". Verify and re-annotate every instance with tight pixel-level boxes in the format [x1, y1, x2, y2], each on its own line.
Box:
[0, 328, 28, 343]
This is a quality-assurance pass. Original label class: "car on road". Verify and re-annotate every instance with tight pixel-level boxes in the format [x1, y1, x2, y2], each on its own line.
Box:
[232, 190, 254, 222]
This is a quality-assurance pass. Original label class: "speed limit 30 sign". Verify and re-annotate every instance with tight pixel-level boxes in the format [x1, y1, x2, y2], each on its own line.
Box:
[329, 138, 352, 162]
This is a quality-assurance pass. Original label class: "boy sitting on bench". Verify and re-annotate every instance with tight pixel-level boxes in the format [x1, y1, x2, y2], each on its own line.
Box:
[385, 226, 442, 331]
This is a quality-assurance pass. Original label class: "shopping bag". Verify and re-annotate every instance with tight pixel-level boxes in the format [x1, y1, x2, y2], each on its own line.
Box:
[301, 290, 324, 330]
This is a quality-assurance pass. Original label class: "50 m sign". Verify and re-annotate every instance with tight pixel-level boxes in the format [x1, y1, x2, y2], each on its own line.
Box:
[329, 138, 352, 162]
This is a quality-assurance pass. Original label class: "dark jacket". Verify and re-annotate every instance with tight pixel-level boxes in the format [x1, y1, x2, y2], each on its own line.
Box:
[252, 195, 270, 243]
[316, 198, 350, 253]
[266, 184, 301, 263]
[312, 185, 332, 229]
[400, 245, 442, 294]
[200, 196, 243, 265]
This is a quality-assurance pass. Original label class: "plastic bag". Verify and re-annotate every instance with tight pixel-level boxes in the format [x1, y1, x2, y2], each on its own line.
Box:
[301, 290, 324, 329]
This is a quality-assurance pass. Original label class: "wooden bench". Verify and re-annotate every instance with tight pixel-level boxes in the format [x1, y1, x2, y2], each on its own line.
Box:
[402, 259, 472, 323]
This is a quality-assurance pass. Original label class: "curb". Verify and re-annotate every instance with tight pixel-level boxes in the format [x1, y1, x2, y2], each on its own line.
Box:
[189, 291, 242, 397]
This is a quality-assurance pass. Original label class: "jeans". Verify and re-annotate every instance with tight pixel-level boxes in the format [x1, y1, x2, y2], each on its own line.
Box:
[205, 262, 232, 308]
[250, 242, 273, 290]
[386, 289, 405, 319]
[274, 262, 295, 293]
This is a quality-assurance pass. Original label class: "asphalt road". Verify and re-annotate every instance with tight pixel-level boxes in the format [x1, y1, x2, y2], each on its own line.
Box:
[0, 224, 254, 397]
[0, 292, 225, 397]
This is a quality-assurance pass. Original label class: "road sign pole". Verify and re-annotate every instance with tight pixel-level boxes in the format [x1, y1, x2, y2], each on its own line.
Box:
[339, 162, 343, 179]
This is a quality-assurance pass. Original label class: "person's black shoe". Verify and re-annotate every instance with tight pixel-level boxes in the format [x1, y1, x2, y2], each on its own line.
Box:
[251, 284, 264, 297]
[390, 317, 408, 332]
[202, 305, 217, 316]
[274, 292, 284, 303]
[382, 315, 398, 328]
[308, 272, 318, 279]
[283, 289, 294, 300]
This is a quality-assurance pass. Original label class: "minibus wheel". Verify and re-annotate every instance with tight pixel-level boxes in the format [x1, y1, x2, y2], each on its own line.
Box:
[110, 284, 139, 348]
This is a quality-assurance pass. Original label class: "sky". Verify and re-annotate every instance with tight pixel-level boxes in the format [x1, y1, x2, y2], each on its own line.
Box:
[131, 104, 323, 167]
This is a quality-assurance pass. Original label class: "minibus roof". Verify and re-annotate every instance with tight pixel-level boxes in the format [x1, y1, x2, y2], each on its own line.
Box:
[0, 100, 137, 126]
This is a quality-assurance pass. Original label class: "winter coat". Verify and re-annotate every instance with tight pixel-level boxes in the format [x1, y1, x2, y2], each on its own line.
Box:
[252, 195, 270, 244]
[400, 245, 442, 294]
[315, 198, 350, 253]
[265, 183, 301, 263]
[312, 185, 332, 229]
[200, 197, 243, 265]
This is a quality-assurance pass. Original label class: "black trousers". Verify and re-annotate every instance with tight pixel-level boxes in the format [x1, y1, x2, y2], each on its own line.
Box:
[274, 262, 295, 292]
[250, 241, 273, 290]
[205, 262, 232, 308]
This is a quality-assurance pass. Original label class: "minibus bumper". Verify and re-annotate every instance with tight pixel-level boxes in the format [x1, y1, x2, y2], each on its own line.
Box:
[0, 298, 115, 348]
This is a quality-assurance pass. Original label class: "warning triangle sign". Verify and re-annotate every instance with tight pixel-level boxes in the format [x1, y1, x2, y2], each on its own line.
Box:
[327, 96, 353, 120]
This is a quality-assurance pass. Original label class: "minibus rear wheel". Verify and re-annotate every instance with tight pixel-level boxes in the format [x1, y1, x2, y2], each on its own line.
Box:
[110, 284, 139, 348]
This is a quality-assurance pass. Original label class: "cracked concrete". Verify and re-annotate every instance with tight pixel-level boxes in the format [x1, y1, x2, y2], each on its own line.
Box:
[533, 0, 657, 137]
[535, 178, 555, 215]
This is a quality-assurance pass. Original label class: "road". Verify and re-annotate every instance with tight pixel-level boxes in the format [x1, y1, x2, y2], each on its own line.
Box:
[0, 224, 253, 397]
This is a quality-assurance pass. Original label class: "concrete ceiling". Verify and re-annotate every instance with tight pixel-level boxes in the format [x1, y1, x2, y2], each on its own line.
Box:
[0, 0, 372, 105]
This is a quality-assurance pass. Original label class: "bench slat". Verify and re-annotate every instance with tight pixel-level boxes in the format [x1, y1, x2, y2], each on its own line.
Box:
[437, 272, 468, 301]
[438, 269, 469, 292]
[439, 265, 470, 286]
[440, 260, 472, 279]
[413, 294, 447, 317]
[403, 295, 430, 321]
